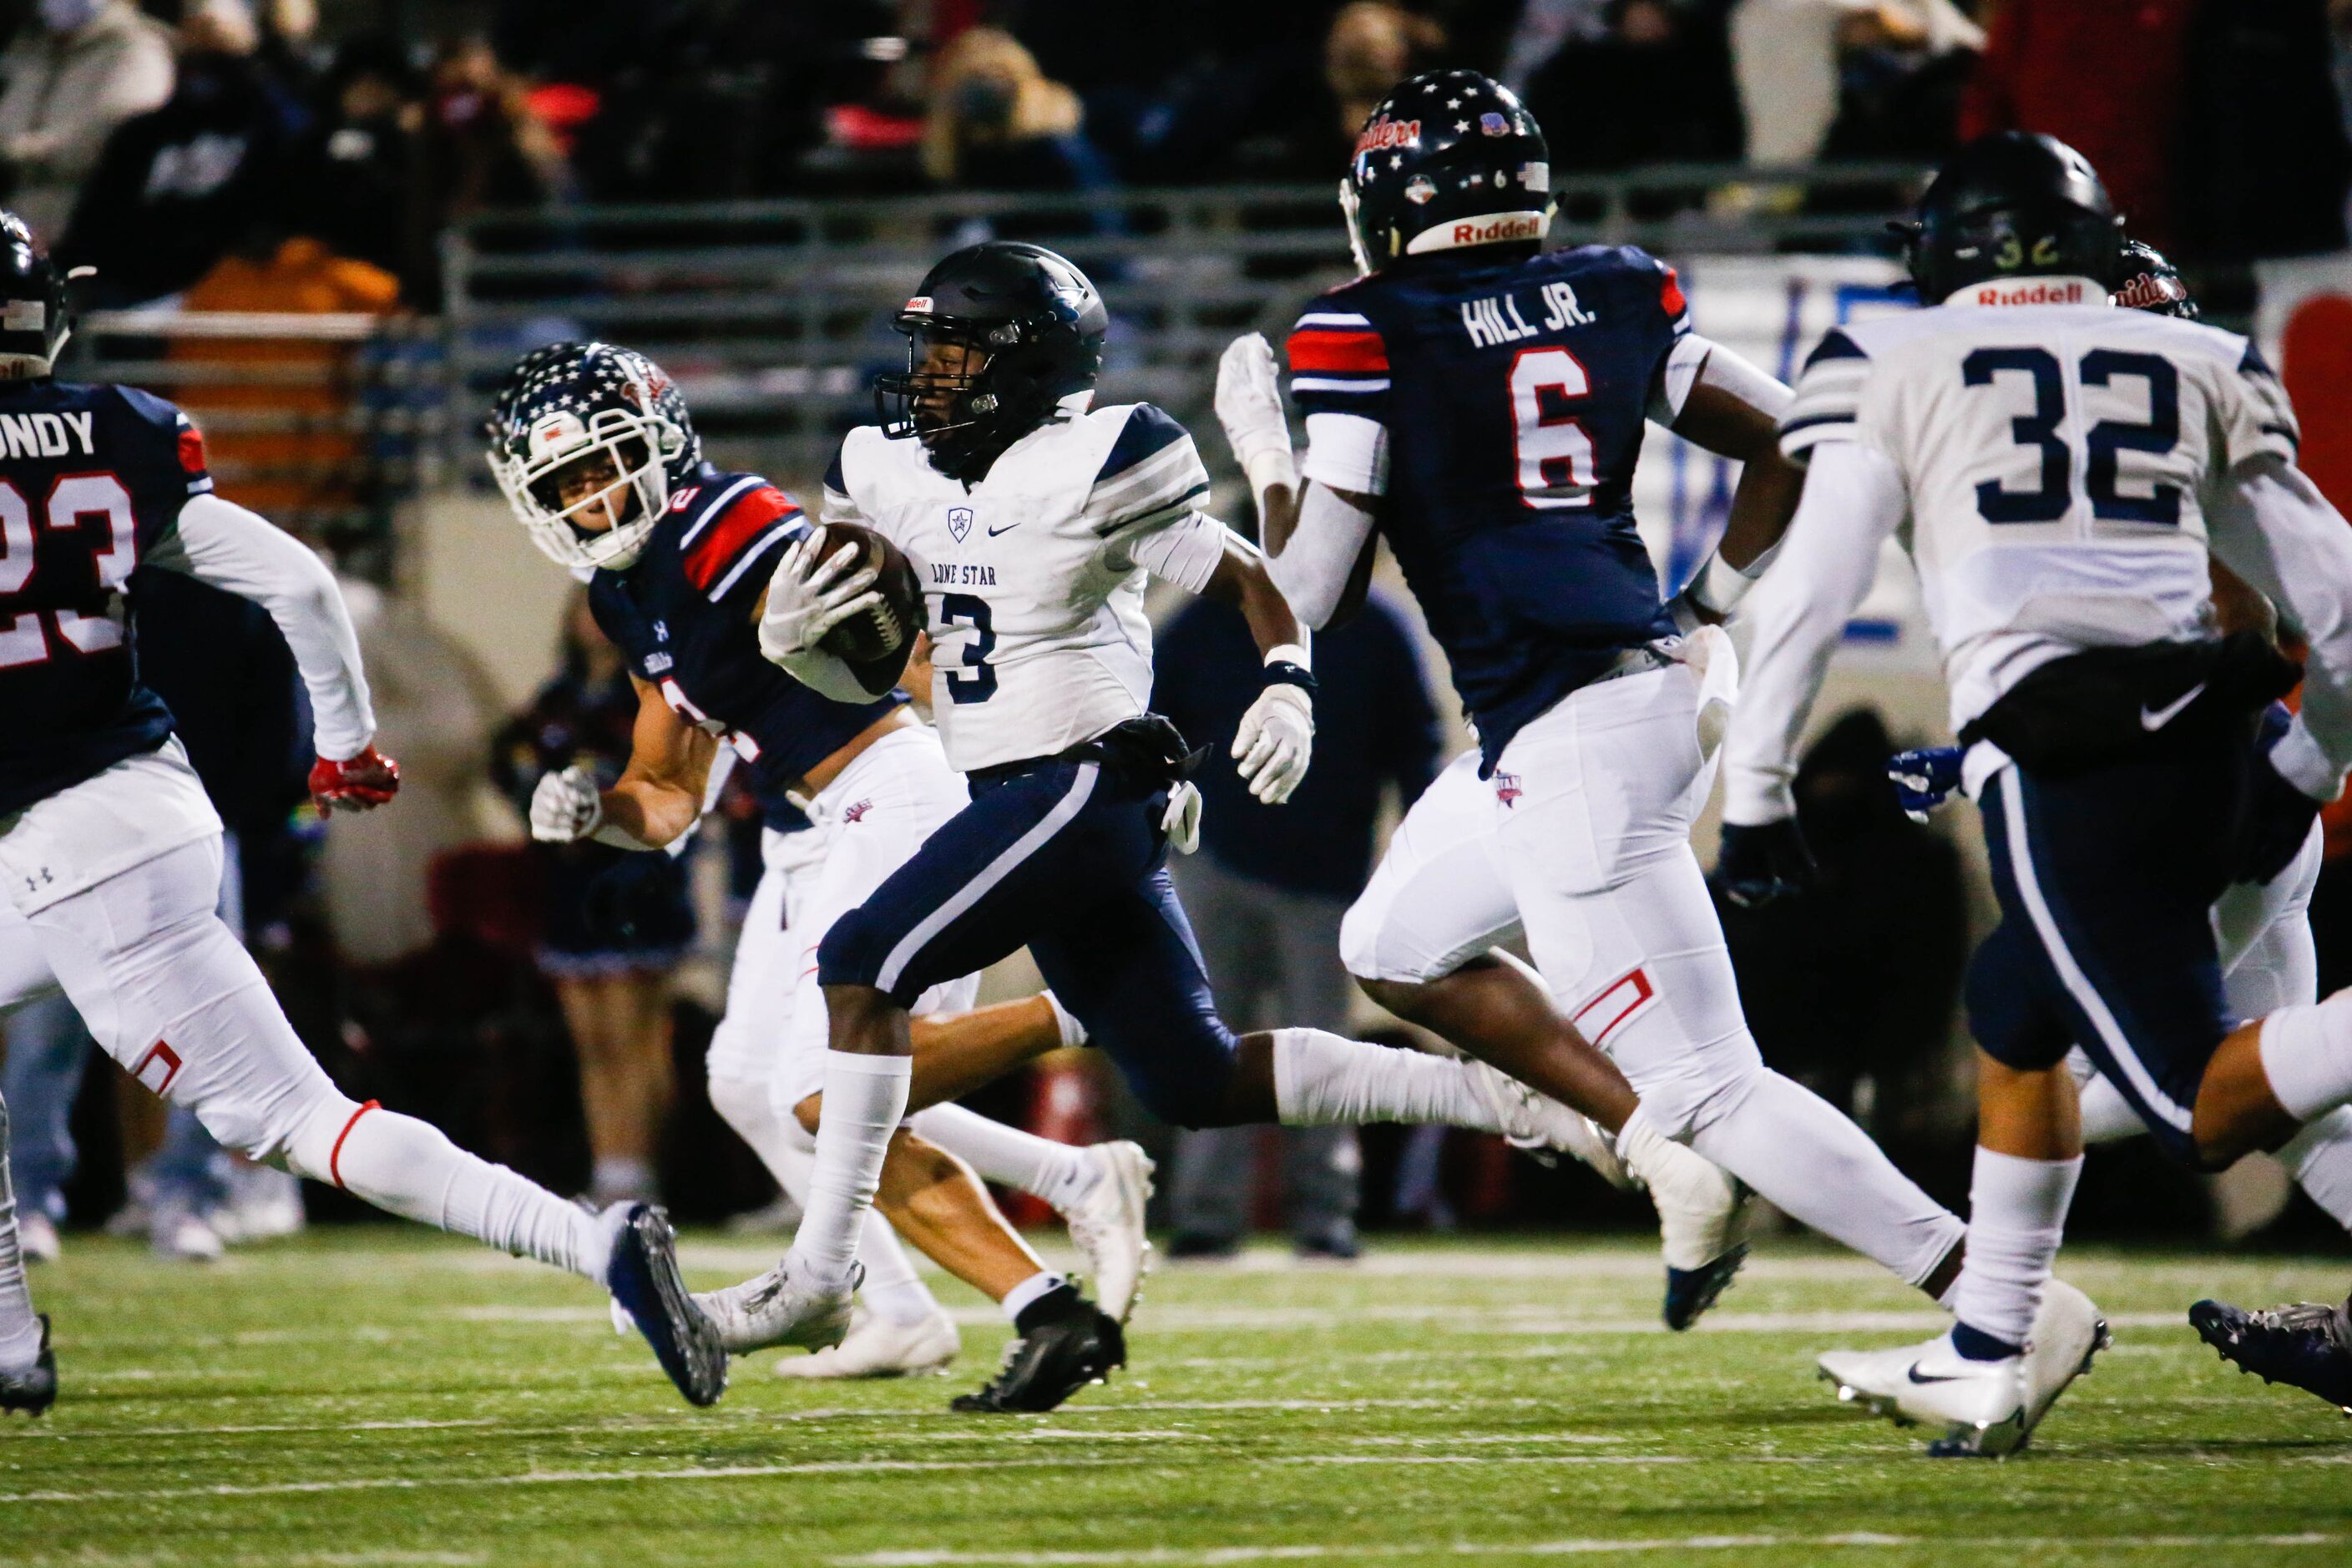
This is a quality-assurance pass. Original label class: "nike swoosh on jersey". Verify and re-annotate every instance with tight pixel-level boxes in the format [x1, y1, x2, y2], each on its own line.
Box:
[986, 521, 1020, 536]
[2140, 681, 2208, 731]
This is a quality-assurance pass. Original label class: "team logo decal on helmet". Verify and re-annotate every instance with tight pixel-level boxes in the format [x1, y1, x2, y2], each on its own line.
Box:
[485, 341, 701, 573]
[2112, 239, 2198, 320]
[1339, 69, 1552, 276]
[0, 210, 73, 378]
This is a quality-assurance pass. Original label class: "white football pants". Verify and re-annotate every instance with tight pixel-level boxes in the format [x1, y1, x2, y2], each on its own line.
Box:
[1341, 645, 1964, 1287]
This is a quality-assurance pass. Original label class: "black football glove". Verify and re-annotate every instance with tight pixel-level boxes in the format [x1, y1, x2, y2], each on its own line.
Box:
[1713, 818, 1816, 908]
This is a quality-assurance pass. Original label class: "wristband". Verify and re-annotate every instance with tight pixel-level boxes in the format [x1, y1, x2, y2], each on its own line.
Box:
[1263, 639, 1317, 693]
[1690, 549, 1761, 615]
[1242, 443, 1299, 504]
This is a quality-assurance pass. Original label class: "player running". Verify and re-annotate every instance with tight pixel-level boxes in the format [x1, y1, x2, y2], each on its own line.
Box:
[484, 343, 1147, 1394]
[751, 236, 1730, 1409]
[1723, 132, 2352, 1454]
[1211, 69, 1982, 1338]
[0, 215, 723, 1417]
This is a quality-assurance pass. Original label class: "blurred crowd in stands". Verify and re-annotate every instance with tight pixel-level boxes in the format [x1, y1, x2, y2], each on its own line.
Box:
[0, 0, 2344, 323]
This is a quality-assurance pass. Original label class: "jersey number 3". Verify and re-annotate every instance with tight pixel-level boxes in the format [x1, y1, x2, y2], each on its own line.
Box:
[1510, 347, 1598, 509]
[1964, 347, 2181, 526]
[0, 473, 137, 669]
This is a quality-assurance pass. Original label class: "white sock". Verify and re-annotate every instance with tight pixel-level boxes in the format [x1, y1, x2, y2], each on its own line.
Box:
[591, 1156, 654, 1202]
[2076, 1072, 2146, 1144]
[1001, 1269, 1067, 1323]
[856, 1211, 941, 1326]
[909, 1102, 1096, 1211]
[320, 1103, 606, 1280]
[2280, 1106, 2352, 1234]
[2258, 991, 2352, 1121]
[788, 1051, 911, 1288]
[0, 1095, 39, 1371]
[1950, 1147, 2081, 1356]
[1687, 1070, 1965, 1288]
[1271, 1028, 1507, 1130]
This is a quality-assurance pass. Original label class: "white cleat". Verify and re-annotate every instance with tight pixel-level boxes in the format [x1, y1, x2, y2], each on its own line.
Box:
[1060, 1141, 1154, 1323]
[1824, 1332, 2031, 1457]
[1463, 1058, 1627, 1183]
[774, 1301, 960, 1379]
[18, 1211, 60, 1266]
[1818, 1277, 2109, 1450]
[692, 1254, 858, 1356]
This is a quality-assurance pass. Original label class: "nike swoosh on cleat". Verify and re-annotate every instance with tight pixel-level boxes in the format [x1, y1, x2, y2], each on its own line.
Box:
[2140, 681, 2207, 731]
[1906, 1366, 1965, 1384]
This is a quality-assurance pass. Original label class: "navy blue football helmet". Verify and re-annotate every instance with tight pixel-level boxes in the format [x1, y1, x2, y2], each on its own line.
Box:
[485, 341, 700, 572]
[0, 211, 70, 377]
[2113, 238, 2197, 320]
[1339, 69, 1551, 276]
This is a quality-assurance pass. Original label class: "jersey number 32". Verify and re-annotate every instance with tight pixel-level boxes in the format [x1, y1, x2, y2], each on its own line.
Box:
[1964, 347, 2180, 527]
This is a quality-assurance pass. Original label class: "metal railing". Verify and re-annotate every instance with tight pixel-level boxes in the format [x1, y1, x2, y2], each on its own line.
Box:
[62, 307, 443, 579]
[440, 164, 1930, 486]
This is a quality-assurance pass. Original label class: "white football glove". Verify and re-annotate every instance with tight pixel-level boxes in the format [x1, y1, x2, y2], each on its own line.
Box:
[529, 764, 603, 843]
[1161, 779, 1203, 854]
[1232, 683, 1314, 804]
[758, 526, 881, 665]
[1215, 332, 1296, 486]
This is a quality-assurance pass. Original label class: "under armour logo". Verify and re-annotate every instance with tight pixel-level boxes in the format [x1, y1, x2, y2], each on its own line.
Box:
[1494, 773, 1522, 808]
[653, 620, 668, 642]
[948, 506, 973, 543]
[842, 799, 873, 824]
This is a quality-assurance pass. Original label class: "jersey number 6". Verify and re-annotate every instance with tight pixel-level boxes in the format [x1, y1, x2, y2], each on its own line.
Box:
[1509, 346, 1598, 510]
[0, 473, 136, 669]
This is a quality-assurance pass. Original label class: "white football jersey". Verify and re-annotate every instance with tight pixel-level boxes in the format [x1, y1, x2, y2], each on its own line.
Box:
[824, 397, 1211, 772]
[1781, 276, 2300, 730]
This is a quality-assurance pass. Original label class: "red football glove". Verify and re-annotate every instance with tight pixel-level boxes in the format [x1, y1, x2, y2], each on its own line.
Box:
[310, 746, 401, 813]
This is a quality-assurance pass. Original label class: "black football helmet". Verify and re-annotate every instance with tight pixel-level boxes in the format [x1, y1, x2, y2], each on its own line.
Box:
[875, 241, 1107, 484]
[2112, 238, 2198, 320]
[1901, 132, 2124, 304]
[0, 210, 71, 378]
[1339, 69, 1550, 276]
[485, 341, 700, 572]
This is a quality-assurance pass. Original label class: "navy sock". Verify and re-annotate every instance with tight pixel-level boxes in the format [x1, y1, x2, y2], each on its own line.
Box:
[1951, 1320, 2023, 1362]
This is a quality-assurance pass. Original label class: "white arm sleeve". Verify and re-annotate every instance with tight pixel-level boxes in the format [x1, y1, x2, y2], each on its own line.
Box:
[1120, 509, 1232, 595]
[1268, 482, 1378, 632]
[148, 493, 377, 760]
[2207, 454, 2352, 800]
[1648, 335, 1793, 429]
[1299, 412, 1389, 495]
[1719, 441, 1907, 824]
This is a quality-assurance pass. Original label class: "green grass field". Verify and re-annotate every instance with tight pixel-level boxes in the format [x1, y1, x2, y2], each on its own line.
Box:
[4, 1230, 2350, 1567]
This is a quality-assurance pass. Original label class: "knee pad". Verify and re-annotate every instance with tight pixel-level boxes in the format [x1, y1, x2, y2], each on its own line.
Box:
[1107, 1018, 1237, 1130]
[1613, 1020, 1767, 1142]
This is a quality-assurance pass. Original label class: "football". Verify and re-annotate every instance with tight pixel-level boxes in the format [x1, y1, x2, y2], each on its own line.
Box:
[817, 521, 923, 666]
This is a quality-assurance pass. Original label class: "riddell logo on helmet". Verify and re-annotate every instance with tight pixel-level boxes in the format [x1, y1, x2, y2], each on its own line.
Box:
[1355, 116, 1420, 156]
[903, 296, 933, 314]
[1967, 279, 2087, 306]
[1450, 215, 1542, 246]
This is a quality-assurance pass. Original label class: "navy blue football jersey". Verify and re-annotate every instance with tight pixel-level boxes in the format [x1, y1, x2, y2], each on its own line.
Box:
[1287, 245, 1686, 771]
[0, 378, 213, 815]
[588, 463, 904, 830]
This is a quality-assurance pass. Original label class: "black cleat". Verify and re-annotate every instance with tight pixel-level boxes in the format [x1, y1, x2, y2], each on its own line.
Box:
[606, 1204, 728, 1407]
[1664, 1243, 1747, 1332]
[1, 1316, 56, 1417]
[952, 1305, 1125, 1414]
[2191, 1293, 2352, 1414]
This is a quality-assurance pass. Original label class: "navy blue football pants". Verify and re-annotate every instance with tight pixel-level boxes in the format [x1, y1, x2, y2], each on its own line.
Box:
[817, 756, 1241, 1128]
[1968, 746, 2249, 1166]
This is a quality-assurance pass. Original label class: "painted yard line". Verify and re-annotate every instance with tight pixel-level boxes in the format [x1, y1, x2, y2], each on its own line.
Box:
[832, 1537, 2352, 1567]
